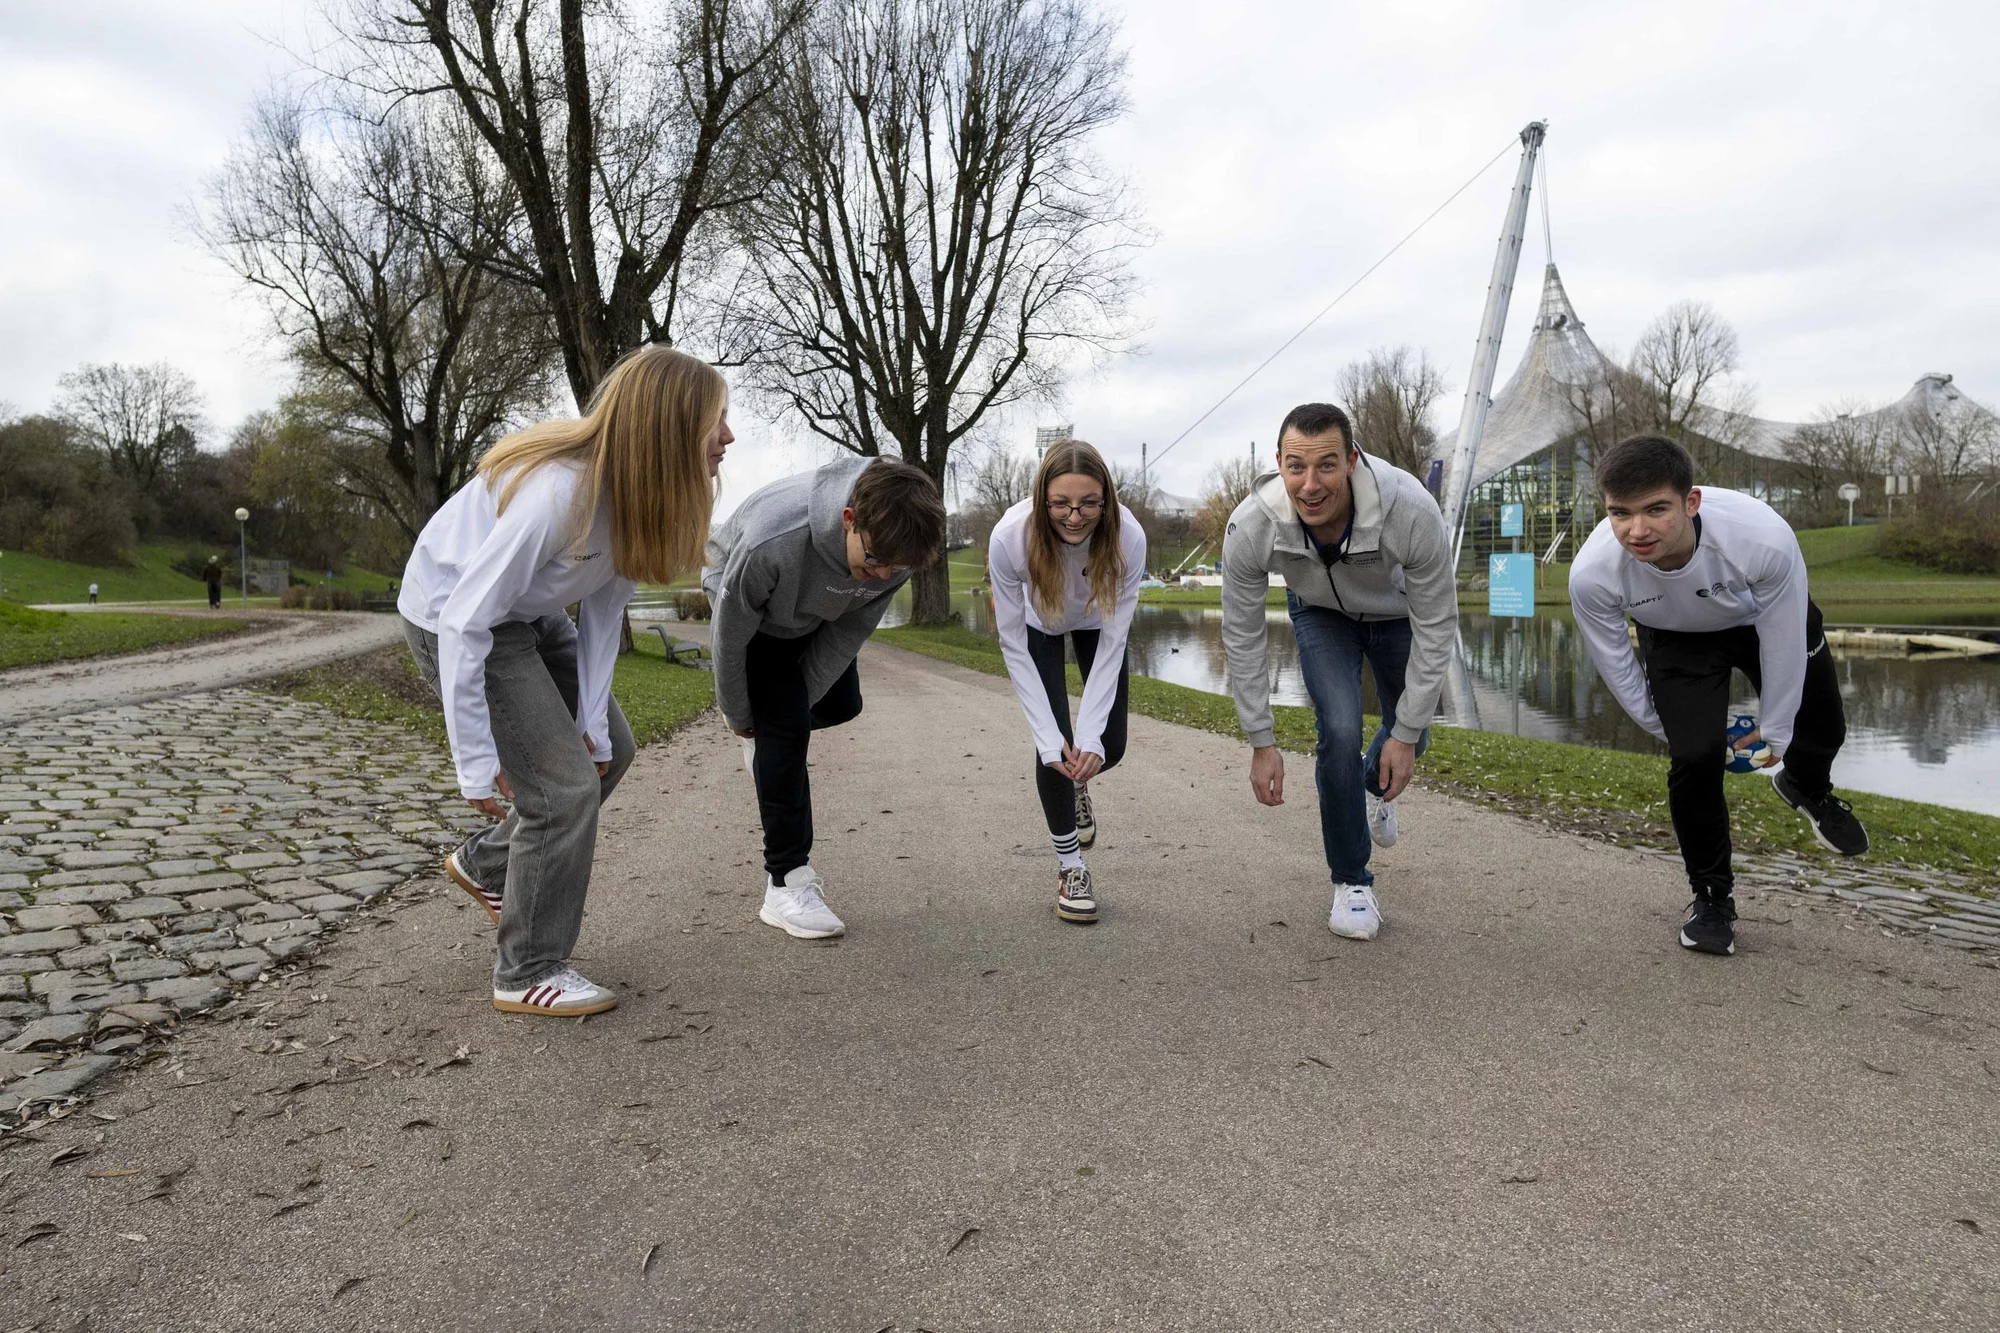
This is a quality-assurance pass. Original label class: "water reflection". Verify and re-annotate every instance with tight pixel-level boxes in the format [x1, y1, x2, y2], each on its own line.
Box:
[641, 590, 2000, 816]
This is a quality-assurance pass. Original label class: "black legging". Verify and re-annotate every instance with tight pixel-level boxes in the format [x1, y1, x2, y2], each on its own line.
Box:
[1025, 625, 1129, 836]
[745, 630, 865, 880]
[1639, 600, 1846, 896]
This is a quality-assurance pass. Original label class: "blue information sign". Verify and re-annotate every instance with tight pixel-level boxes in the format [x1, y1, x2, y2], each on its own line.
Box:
[1499, 503, 1524, 538]
[1488, 553, 1535, 618]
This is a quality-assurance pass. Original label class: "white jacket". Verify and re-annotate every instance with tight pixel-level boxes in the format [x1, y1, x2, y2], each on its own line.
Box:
[399, 462, 634, 798]
[1568, 487, 1811, 753]
[987, 499, 1146, 763]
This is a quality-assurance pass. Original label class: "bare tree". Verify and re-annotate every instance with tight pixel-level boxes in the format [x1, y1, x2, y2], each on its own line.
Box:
[1335, 345, 1446, 478]
[198, 95, 557, 537]
[54, 363, 206, 496]
[350, 0, 805, 405]
[728, 0, 1146, 622]
[1193, 454, 1259, 551]
[1627, 299, 1758, 476]
[1781, 398, 1899, 522]
[1896, 394, 1999, 489]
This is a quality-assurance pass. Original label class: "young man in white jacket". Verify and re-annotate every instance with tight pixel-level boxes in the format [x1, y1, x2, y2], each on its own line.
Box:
[1569, 434, 1867, 957]
[1221, 403, 1458, 940]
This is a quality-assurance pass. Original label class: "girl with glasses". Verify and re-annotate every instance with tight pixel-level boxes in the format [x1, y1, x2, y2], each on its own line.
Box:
[987, 439, 1146, 922]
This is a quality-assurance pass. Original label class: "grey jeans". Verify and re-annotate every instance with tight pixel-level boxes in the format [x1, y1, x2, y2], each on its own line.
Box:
[403, 614, 636, 987]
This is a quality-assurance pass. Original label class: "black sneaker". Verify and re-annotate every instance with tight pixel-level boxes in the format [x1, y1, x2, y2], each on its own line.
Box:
[1056, 864, 1098, 923]
[1680, 892, 1737, 956]
[1073, 781, 1096, 850]
[1769, 767, 1869, 855]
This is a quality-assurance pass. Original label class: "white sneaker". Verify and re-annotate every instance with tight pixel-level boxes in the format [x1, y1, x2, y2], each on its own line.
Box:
[741, 736, 757, 774]
[1328, 884, 1382, 940]
[1368, 796, 1399, 849]
[1073, 780, 1096, 849]
[492, 966, 618, 1016]
[759, 866, 846, 939]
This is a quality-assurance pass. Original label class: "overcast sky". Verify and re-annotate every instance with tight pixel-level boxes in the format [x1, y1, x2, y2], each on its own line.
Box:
[3, 0, 1995, 511]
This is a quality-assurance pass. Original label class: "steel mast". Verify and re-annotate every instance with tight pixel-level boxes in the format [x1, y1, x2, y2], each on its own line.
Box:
[1441, 121, 1546, 565]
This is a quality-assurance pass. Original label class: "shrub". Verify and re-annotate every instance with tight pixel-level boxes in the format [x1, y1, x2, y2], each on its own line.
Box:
[279, 585, 363, 611]
[674, 589, 712, 620]
[1881, 498, 2000, 574]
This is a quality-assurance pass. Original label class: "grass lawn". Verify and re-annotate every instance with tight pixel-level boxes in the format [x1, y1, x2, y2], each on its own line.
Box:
[260, 632, 717, 761]
[0, 542, 399, 607]
[875, 619, 2000, 874]
[0, 601, 251, 670]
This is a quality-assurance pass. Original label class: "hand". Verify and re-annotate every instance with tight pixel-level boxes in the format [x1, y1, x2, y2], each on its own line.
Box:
[1376, 737, 1418, 802]
[730, 723, 755, 739]
[586, 735, 611, 778]
[1062, 743, 1104, 784]
[1249, 745, 1284, 806]
[1732, 727, 1782, 768]
[467, 769, 513, 820]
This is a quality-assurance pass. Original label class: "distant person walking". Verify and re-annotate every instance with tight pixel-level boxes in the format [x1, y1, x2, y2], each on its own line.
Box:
[987, 439, 1145, 923]
[1222, 403, 1457, 941]
[203, 559, 223, 609]
[1569, 434, 1866, 957]
[87, 582, 98, 605]
[398, 345, 729, 1017]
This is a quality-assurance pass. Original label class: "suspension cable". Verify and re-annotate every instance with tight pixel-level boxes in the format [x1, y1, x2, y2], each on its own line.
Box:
[1145, 133, 1525, 474]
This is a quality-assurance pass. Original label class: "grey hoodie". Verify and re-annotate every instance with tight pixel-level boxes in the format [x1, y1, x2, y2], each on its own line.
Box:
[1220, 451, 1457, 748]
[702, 454, 910, 732]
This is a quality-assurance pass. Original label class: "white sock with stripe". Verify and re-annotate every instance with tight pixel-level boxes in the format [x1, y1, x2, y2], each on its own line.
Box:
[1052, 830, 1085, 870]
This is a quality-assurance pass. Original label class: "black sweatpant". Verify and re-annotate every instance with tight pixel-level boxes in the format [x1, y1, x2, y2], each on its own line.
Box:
[1025, 625, 1129, 836]
[744, 630, 865, 880]
[1638, 600, 1845, 896]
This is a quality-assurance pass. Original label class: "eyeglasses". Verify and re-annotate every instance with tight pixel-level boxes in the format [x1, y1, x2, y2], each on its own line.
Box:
[1046, 499, 1105, 518]
[860, 548, 906, 574]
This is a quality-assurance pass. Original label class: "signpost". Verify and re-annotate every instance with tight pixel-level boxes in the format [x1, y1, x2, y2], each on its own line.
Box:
[1838, 481, 1861, 526]
[1499, 502, 1524, 538]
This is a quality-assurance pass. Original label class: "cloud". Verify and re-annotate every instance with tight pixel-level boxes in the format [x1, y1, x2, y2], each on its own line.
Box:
[1, 0, 1994, 511]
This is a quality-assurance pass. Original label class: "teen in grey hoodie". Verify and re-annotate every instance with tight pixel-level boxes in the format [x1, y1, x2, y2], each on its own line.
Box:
[1221, 403, 1457, 940]
[702, 454, 946, 939]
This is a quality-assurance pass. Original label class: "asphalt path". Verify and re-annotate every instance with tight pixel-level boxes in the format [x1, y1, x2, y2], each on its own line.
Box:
[0, 611, 405, 724]
[6, 642, 1997, 1331]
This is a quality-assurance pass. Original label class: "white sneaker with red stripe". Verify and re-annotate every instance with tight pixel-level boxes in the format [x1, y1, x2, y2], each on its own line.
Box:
[445, 848, 504, 925]
[493, 966, 618, 1017]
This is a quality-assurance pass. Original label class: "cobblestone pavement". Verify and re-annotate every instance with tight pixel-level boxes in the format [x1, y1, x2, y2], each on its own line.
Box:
[0, 689, 482, 1119]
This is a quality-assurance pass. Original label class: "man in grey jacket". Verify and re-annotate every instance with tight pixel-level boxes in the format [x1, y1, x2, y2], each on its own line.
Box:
[1221, 403, 1457, 940]
[703, 455, 946, 939]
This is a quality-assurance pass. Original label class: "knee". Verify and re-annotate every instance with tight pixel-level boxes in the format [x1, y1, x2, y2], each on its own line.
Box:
[817, 691, 862, 729]
[1099, 734, 1127, 771]
[1315, 720, 1363, 759]
[1667, 739, 1726, 776]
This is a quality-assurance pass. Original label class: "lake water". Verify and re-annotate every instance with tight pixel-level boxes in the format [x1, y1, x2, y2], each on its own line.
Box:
[920, 593, 2000, 817]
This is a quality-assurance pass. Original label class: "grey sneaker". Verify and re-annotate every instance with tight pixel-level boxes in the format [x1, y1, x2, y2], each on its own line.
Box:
[1056, 864, 1098, 923]
[493, 966, 617, 1017]
[1074, 781, 1097, 849]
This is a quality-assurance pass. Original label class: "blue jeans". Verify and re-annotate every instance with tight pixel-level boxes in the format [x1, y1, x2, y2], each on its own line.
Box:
[1286, 596, 1429, 886]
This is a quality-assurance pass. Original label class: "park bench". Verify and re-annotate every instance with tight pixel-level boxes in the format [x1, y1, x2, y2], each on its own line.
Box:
[646, 624, 710, 669]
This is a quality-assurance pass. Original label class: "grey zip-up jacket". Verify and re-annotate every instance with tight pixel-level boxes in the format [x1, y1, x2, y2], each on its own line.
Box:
[701, 455, 909, 732]
[1220, 451, 1457, 748]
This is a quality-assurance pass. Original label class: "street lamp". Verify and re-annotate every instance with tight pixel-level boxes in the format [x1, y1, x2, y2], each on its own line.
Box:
[234, 507, 250, 603]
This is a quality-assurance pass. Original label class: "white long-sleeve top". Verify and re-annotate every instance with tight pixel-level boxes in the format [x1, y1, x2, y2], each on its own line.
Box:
[987, 499, 1147, 764]
[1567, 487, 1811, 753]
[398, 461, 635, 798]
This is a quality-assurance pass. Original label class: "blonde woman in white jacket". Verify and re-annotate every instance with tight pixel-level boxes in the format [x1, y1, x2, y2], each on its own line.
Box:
[399, 346, 729, 1017]
[988, 439, 1146, 923]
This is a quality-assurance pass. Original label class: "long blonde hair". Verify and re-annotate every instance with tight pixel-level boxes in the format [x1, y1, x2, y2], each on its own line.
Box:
[1024, 438, 1126, 620]
[477, 345, 724, 585]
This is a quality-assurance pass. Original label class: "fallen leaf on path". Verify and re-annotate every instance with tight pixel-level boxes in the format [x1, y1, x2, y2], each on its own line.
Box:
[117, 1233, 147, 1243]
[88, 1168, 142, 1179]
[954, 1041, 984, 1052]
[1306, 955, 1339, 964]
[48, 1145, 91, 1167]
[270, 1199, 318, 1219]
[1499, 1172, 1541, 1185]
[642, 1242, 662, 1275]
[397, 1211, 420, 1231]
[637, 1033, 681, 1044]
[400, 1119, 438, 1131]
[945, 1226, 981, 1256]
[1860, 1059, 1902, 1076]
[332, 1276, 366, 1300]
[1297, 1055, 1332, 1069]
[13, 1222, 58, 1248]
[1953, 1218, 1983, 1234]
[435, 1043, 472, 1069]
[1267, 920, 1289, 928]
